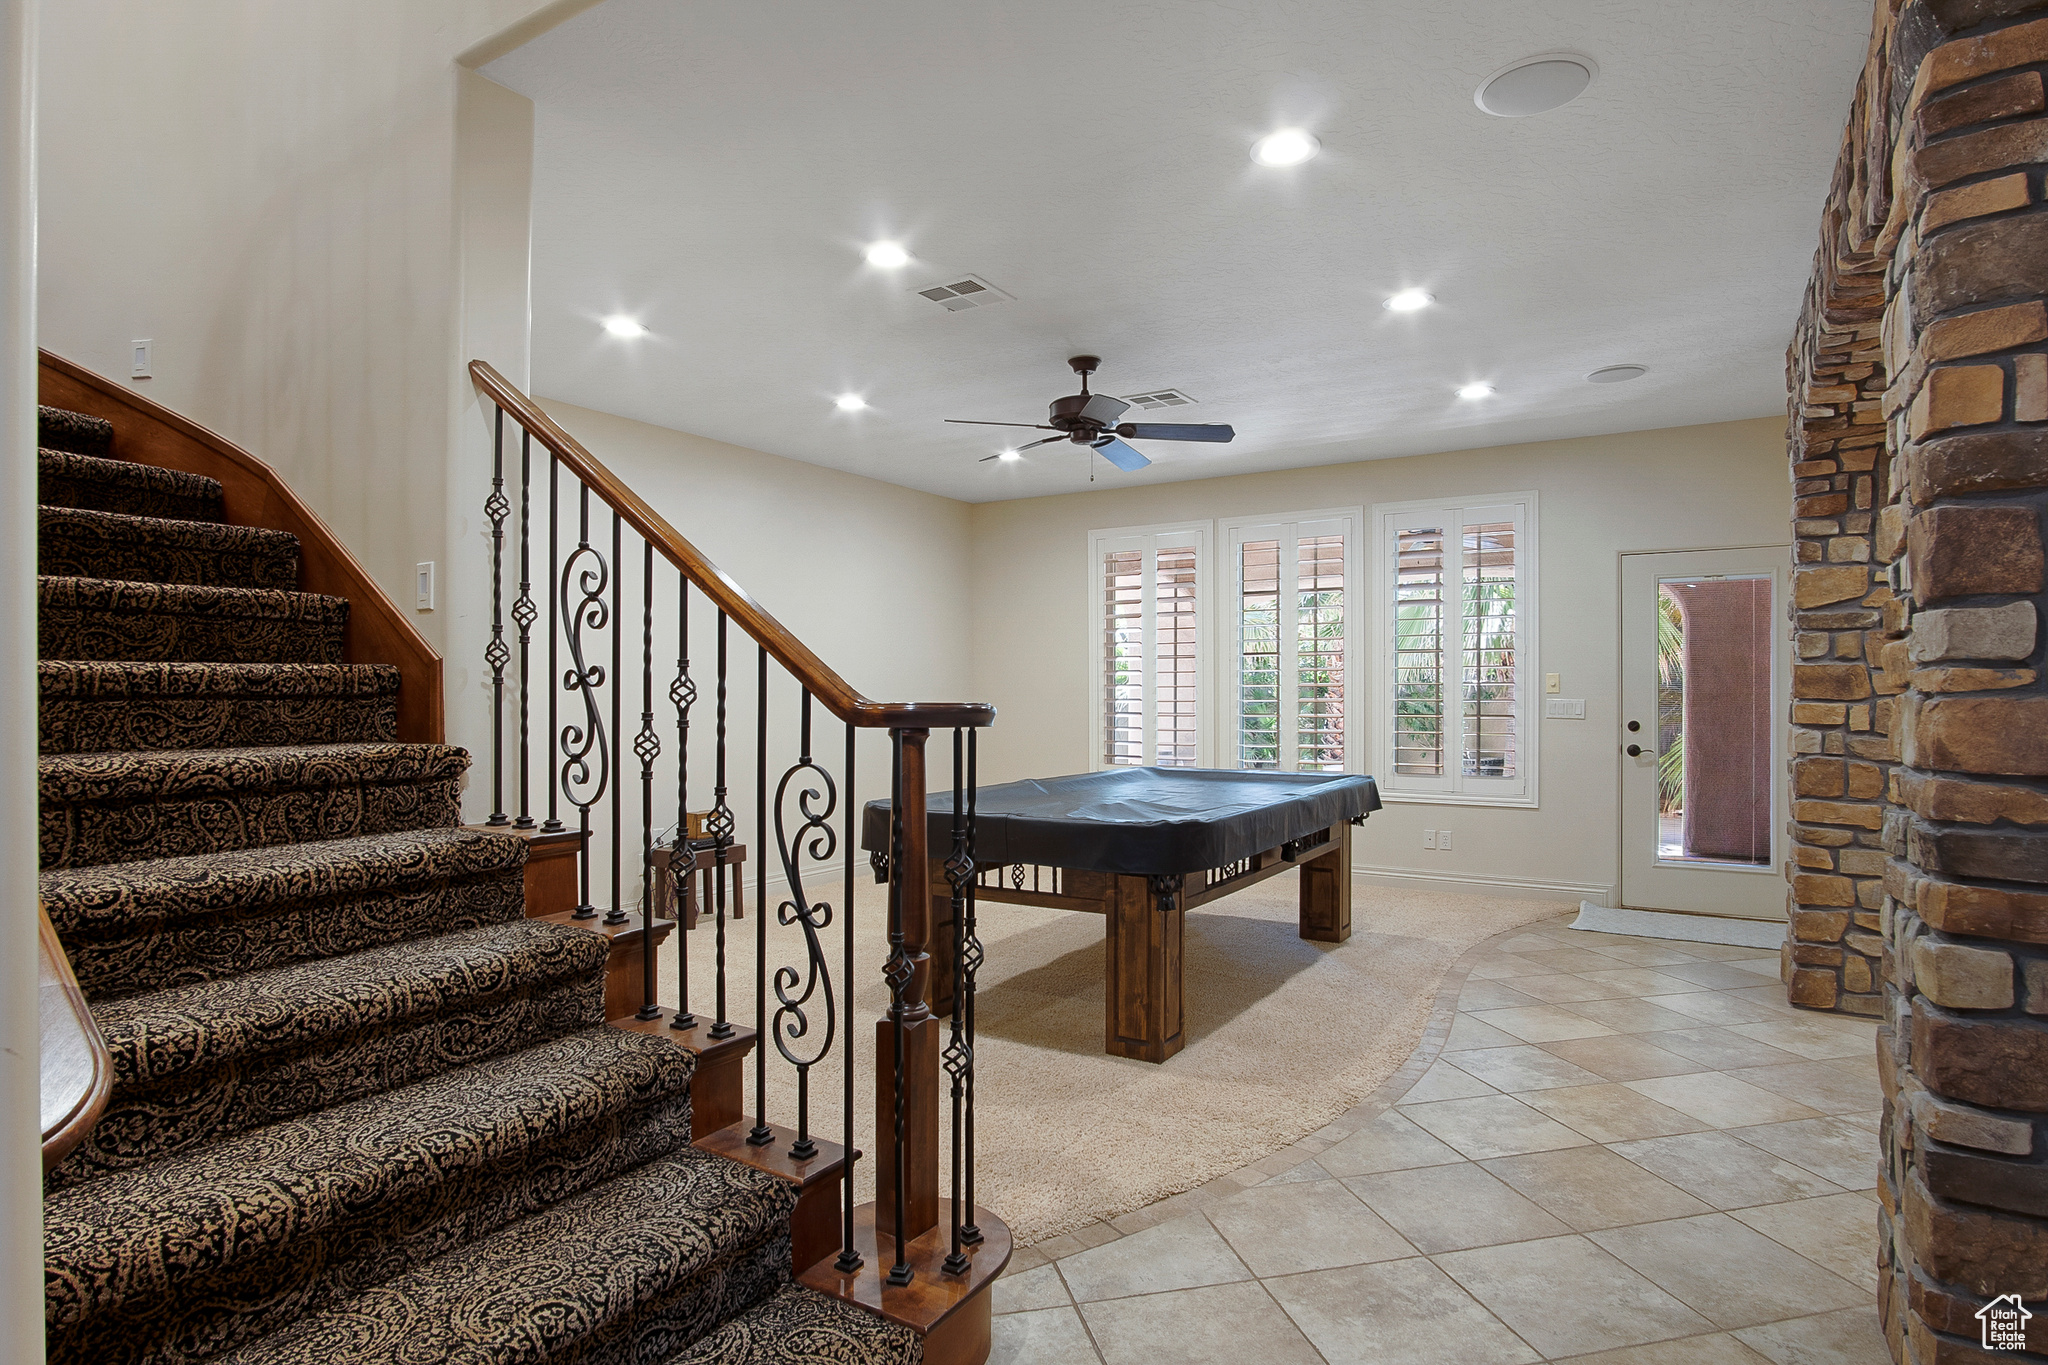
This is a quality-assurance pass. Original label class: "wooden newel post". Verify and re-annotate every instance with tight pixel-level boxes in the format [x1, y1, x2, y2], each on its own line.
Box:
[878, 728, 941, 1246]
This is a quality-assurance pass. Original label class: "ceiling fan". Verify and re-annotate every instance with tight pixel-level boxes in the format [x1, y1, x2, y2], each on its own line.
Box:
[950, 355, 1235, 471]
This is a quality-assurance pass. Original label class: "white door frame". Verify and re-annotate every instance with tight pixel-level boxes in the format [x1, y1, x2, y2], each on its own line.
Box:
[1618, 547, 1789, 919]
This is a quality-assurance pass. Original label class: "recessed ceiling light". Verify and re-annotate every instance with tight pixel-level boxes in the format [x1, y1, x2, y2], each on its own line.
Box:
[1457, 382, 1495, 400]
[864, 241, 910, 269]
[834, 393, 868, 412]
[1476, 53, 1598, 118]
[1587, 364, 1648, 384]
[1251, 129, 1320, 167]
[1384, 289, 1434, 313]
[998, 449, 1021, 462]
[602, 315, 647, 338]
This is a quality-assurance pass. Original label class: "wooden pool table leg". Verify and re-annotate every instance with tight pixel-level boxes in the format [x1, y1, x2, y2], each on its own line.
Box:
[1105, 873, 1185, 1063]
[1299, 821, 1353, 943]
[926, 859, 957, 1018]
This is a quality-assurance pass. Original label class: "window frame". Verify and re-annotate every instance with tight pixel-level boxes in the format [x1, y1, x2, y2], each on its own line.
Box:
[1086, 520, 1214, 771]
[1218, 508, 1364, 774]
[1372, 492, 1540, 808]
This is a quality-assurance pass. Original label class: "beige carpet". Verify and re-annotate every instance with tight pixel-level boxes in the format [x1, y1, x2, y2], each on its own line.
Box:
[659, 872, 1560, 1245]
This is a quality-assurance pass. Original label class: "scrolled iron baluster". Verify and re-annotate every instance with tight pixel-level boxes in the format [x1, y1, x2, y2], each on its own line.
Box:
[559, 484, 611, 920]
[835, 719, 861, 1273]
[767, 688, 838, 1162]
[882, 730, 914, 1288]
[484, 407, 511, 826]
[670, 577, 697, 1031]
[511, 429, 537, 829]
[635, 541, 662, 1020]
[943, 727, 973, 1275]
[707, 612, 735, 1040]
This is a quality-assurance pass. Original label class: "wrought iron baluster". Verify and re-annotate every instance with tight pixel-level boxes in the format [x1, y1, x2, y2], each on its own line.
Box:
[513, 429, 536, 829]
[607, 513, 627, 927]
[708, 612, 735, 1040]
[543, 456, 563, 834]
[559, 483, 611, 920]
[766, 688, 837, 1162]
[749, 646, 772, 1149]
[670, 576, 696, 1031]
[636, 541, 661, 1020]
[484, 407, 511, 826]
[884, 731, 913, 1287]
[961, 725, 983, 1247]
[943, 726, 971, 1274]
[836, 719, 861, 1273]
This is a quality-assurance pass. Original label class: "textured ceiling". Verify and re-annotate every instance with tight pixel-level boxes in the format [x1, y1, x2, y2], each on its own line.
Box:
[485, 0, 1871, 503]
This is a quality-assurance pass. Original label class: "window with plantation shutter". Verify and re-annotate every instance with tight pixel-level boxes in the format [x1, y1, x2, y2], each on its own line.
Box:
[1089, 523, 1211, 769]
[1377, 494, 1538, 805]
[1223, 511, 1360, 774]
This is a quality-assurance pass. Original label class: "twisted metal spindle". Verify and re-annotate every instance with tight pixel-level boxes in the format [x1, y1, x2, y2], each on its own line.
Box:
[636, 541, 662, 1019]
[961, 725, 984, 1247]
[484, 407, 511, 826]
[943, 727, 972, 1275]
[708, 611, 735, 1040]
[749, 646, 772, 1148]
[543, 455, 564, 834]
[670, 576, 697, 1031]
[884, 731, 913, 1287]
[512, 429, 536, 829]
[606, 512, 627, 927]
[835, 719, 861, 1272]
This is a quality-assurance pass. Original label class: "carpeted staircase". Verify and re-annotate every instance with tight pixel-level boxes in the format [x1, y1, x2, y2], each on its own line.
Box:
[35, 404, 919, 1365]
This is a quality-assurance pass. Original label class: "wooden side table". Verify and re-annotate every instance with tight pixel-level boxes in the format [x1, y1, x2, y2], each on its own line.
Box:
[652, 843, 747, 929]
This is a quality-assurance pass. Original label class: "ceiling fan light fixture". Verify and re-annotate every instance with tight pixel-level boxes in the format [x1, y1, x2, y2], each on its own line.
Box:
[997, 449, 1021, 462]
[1251, 129, 1320, 167]
[601, 315, 647, 338]
[1384, 289, 1434, 313]
[1457, 382, 1495, 400]
[863, 240, 910, 269]
[1476, 53, 1598, 117]
[834, 393, 868, 412]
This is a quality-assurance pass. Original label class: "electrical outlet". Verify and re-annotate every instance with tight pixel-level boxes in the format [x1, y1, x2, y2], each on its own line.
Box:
[1439, 829, 1453, 851]
[1423, 829, 1437, 851]
[130, 339, 153, 379]
[414, 561, 435, 611]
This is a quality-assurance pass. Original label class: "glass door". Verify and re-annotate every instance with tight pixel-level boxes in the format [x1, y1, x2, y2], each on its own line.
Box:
[1619, 548, 1788, 919]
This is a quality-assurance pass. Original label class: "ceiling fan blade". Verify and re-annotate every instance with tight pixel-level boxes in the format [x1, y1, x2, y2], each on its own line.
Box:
[1017, 434, 1069, 451]
[1079, 394, 1131, 426]
[1094, 436, 1152, 472]
[946, 419, 1058, 429]
[1115, 422, 1235, 443]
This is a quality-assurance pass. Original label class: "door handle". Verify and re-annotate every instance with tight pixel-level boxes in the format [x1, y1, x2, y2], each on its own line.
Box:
[1626, 744, 1643, 757]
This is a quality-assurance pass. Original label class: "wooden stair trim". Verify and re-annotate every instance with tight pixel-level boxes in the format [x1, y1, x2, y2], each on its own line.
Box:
[40, 904, 111, 1173]
[37, 349, 445, 743]
[799, 1200, 1010, 1361]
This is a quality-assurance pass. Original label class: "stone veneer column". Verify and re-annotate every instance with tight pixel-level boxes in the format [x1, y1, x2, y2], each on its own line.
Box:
[1791, 3, 2048, 1359]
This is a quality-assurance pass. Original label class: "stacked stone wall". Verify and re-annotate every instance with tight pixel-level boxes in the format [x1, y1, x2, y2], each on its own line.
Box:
[1790, 2, 2048, 1358]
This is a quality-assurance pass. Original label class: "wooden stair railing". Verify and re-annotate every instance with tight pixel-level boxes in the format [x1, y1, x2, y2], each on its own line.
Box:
[40, 906, 112, 1172]
[468, 361, 1004, 1365]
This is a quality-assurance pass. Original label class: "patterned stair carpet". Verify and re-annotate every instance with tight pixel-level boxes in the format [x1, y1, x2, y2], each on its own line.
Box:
[36, 405, 918, 1365]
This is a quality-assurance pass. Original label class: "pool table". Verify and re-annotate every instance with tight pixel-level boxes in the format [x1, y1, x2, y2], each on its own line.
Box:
[863, 767, 1381, 1062]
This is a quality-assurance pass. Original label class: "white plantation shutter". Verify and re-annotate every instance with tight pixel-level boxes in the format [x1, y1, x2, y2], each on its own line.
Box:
[1378, 496, 1536, 804]
[1224, 512, 1359, 774]
[1090, 524, 1211, 769]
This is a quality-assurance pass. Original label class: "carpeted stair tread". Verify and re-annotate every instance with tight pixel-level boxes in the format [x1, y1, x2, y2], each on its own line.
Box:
[40, 505, 301, 591]
[40, 405, 114, 456]
[664, 1284, 922, 1365]
[44, 1027, 703, 1365]
[204, 1145, 799, 1365]
[39, 740, 468, 869]
[38, 574, 348, 665]
[51, 920, 612, 1181]
[38, 448, 225, 521]
[39, 660, 400, 752]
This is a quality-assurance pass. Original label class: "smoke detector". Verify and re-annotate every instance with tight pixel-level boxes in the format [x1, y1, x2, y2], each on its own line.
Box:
[913, 275, 1012, 312]
[1122, 388, 1198, 410]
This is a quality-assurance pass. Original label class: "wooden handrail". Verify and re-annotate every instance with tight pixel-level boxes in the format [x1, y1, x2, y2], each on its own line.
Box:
[469, 361, 994, 730]
[40, 905, 111, 1173]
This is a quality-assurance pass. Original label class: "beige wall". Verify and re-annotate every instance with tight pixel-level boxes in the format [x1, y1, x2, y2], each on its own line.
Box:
[967, 417, 1790, 902]
[34, 0, 561, 817]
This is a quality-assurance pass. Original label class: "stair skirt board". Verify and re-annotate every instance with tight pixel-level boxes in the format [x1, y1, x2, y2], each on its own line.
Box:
[1570, 901, 1786, 949]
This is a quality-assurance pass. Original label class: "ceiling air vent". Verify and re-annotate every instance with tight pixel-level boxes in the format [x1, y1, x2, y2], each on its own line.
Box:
[1122, 388, 1197, 410]
[913, 275, 1012, 312]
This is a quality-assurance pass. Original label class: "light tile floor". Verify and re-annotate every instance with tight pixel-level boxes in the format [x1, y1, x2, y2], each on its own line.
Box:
[988, 911, 1889, 1365]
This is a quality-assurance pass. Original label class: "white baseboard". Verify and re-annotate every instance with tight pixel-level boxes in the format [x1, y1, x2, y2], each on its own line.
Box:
[1569, 902, 1785, 949]
[1350, 861, 1614, 905]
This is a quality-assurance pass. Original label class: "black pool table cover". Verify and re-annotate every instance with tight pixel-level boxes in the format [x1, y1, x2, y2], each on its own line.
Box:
[860, 767, 1381, 876]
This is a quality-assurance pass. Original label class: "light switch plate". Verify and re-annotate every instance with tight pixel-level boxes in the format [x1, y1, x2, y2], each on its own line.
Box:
[414, 561, 435, 611]
[1545, 672, 1561, 694]
[1422, 829, 1437, 850]
[1544, 697, 1588, 719]
[130, 340, 152, 379]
